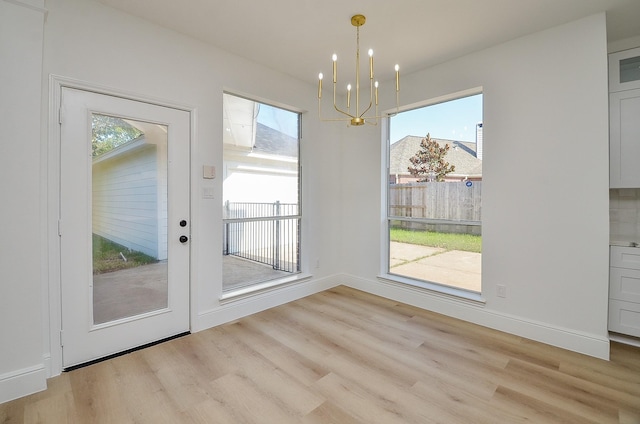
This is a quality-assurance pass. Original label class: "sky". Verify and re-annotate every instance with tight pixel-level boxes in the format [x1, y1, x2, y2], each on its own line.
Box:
[389, 94, 483, 144]
[257, 103, 299, 139]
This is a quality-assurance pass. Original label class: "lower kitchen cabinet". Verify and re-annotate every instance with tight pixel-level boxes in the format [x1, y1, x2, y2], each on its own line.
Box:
[609, 246, 640, 337]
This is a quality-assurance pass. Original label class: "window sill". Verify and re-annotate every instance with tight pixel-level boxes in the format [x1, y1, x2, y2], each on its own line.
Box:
[377, 273, 486, 306]
[219, 272, 312, 304]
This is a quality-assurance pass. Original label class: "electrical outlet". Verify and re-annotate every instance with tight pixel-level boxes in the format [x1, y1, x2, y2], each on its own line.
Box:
[315, 259, 320, 269]
[497, 285, 507, 298]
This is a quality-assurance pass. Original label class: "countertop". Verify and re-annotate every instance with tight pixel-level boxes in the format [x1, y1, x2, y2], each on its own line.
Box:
[610, 240, 639, 248]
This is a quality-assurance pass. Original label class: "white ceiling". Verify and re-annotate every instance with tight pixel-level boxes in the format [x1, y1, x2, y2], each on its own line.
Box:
[98, 0, 640, 85]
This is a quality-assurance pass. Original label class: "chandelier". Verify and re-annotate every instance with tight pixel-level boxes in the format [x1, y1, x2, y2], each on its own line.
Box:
[318, 14, 399, 126]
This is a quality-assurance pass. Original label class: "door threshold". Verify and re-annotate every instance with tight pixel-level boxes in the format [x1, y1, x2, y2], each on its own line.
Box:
[64, 331, 190, 372]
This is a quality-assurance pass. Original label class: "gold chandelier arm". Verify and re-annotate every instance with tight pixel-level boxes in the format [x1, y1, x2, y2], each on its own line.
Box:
[357, 77, 374, 118]
[333, 102, 356, 119]
[359, 100, 373, 119]
[332, 76, 354, 118]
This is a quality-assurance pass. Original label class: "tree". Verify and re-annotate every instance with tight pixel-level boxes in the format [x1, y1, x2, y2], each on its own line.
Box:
[92, 114, 143, 157]
[407, 133, 455, 182]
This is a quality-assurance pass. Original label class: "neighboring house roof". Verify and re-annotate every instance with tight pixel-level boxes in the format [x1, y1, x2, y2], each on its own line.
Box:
[253, 122, 298, 158]
[389, 135, 482, 178]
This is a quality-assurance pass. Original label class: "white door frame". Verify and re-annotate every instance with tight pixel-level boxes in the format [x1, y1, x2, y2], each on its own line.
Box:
[46, 75, 196, 377]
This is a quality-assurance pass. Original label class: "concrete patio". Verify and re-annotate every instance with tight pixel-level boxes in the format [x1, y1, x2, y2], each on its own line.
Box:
[389, 241, 482, 292]
[92, 255, 291, 324]
[92, 245, 480, 325]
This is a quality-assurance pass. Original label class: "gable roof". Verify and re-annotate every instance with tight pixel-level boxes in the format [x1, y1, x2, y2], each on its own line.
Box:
[390, 135, 482, 178]
[253, 122, 298, 158]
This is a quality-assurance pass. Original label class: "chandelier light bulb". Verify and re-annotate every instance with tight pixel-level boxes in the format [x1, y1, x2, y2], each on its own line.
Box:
[332, 54, 337, 83]
[374, 81, 379, 105]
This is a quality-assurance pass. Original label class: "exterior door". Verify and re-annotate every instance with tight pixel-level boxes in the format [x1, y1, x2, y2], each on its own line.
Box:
[60, 88, 190, 368]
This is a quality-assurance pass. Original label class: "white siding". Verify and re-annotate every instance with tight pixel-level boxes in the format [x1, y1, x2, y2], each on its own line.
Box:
[92, 142, 168, 260]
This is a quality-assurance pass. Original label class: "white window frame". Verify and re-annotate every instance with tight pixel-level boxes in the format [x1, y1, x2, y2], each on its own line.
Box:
[220, 92, 307, 300]
[378, 87, 485, 303]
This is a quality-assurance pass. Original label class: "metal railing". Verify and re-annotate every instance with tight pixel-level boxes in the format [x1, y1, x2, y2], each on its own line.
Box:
[223, 201, 300, 273]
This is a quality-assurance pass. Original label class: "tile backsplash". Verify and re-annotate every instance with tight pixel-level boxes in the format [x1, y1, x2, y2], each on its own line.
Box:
[610, 188, 640, 241]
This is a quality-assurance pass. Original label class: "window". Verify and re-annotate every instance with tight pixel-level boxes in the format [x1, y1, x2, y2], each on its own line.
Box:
[222, 93, 301, 293]
[387, 92, 483, 294]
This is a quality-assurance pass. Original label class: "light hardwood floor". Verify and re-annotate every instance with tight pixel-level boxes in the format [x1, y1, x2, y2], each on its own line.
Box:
[2, 286, 639, 423]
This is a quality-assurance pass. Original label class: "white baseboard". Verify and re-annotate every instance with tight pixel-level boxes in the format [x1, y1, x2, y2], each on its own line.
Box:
[609, 332, 640, 348]
[0, 363, 47, 404]
[341, 273, 610, 360]
[194, 274, 341, 332]
[42, 353, 52, 378]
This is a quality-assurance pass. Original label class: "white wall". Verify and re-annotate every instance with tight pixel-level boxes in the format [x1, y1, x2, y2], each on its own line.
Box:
[343, 14, 611, 359]
[0, 0, 48, 403]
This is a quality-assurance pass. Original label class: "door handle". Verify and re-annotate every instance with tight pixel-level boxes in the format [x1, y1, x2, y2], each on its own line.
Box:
[179, 235, 188, 243]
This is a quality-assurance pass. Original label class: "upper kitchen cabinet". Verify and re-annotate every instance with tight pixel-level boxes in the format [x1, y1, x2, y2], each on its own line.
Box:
[609, 47, 640, 92]
[610, 47, 640, 189]
[610, 89, 640, 188]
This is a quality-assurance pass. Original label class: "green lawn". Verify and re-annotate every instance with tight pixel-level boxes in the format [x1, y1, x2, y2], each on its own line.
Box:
[390, 228, 482, 253]
[92, 234, 157, 274]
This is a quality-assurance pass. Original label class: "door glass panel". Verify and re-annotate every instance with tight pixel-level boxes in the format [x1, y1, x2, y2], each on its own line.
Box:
[91, 114, 168, 324]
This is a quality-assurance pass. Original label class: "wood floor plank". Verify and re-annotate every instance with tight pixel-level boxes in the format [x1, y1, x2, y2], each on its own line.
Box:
[236, 316, 332, 386]
[214, 323, 325, 416]
[295, 294, 425, 350]
[108, 350, 188, 423]
[67, 360, 135, 424]
[508, 356, 640, 416]
[499, 358, 620, 423]
[139, 341, 217, 413]
[491, 384, 604, 424]
[22, 391, 79, 424]
[2, 285, 639, 423]
[182, 397, 243, 424]
[410, 379, 528, 424]
[311, 372, 420, 424]
[302, 401, 362, 424]
[207, 373, 301, 424]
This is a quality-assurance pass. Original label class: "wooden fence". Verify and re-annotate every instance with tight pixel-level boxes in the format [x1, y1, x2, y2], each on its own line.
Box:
[389, 181, 482, 234]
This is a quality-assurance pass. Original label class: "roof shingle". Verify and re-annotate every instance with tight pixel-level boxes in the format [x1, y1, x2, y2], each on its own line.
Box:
[390, 135, 482, 178]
